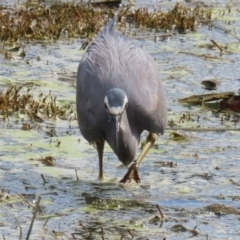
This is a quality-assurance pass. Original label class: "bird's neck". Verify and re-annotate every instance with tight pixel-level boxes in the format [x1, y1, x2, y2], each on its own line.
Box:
[108, 112, 140, 165]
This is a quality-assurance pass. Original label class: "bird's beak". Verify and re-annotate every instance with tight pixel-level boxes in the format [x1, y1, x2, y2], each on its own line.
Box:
[111, 114, 122, 150]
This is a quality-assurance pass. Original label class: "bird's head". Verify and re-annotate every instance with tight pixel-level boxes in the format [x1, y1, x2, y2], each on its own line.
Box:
[104, 88, 128, 149]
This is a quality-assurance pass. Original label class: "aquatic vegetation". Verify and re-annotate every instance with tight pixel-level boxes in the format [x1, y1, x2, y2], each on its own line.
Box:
[0, 84, 75, 123]
[1, 1, 240, 239]
[0, 2, 212, 44]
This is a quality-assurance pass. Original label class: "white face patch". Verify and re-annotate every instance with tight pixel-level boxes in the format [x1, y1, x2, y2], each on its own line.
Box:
[104, 94, 128, 115]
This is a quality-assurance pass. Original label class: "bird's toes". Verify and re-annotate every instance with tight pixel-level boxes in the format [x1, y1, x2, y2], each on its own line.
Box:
[119, 162, 141, 185]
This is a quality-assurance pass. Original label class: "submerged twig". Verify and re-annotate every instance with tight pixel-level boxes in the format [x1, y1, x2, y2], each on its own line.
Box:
[189, 225, 199, 236]
[26, 196, 41, 240]
[232, 32, 240, 42]
[127, 229, 134, 239]
[79, 223, 89, 236]
[75, 169, 79, 181]
[41, 174, 47, 184]
[230, 179, 240, 186]
[156, 205, 165, 220]
[71, 233, 77, 240]
[210, 39, 223, 52]
[43, 216, 51, 228]
[120, 229, 134, 239]
[18, 194, 35, 209]
[100, 226, 105, 240]
[14, 217, 22, 240]
[52, 230, 58, 237]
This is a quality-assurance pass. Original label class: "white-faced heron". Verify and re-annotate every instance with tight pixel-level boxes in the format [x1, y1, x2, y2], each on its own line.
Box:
[77, 17, 167, 184]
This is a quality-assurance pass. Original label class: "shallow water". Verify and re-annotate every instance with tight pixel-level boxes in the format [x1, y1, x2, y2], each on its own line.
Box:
[0, 0, 240, 239]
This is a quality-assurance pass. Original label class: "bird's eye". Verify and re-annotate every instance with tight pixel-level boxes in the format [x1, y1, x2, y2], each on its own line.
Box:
[125, 103, 128, 109]
[104, 103, 108, 109]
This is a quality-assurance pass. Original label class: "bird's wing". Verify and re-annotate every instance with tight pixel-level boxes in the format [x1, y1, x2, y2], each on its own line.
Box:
[77, 17, 167, 135]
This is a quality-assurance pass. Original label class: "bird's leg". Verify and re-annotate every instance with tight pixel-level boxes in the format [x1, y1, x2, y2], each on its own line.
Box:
[96, 139, 105, 180]
[120, 133, 158, 184]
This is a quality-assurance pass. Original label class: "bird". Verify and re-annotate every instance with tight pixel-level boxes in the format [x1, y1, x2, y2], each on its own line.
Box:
[76, 17, 167, 184]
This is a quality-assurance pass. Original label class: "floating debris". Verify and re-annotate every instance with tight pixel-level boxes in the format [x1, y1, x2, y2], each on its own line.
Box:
[0, 189, 11, 201]
[148, 215, 161, 224]
[206, 203, 240, 215]
[212, 20, 231, 33]
[22, 123, 31, 130]
[179, 92, 240, 113]
[36, 156, 56, 166]
[169, 132, 188, 141]
[171, 224, 188, 232]
[219, 95, 240, 113]
[179, 92, 234, 105]
[201, 79, 218, 90]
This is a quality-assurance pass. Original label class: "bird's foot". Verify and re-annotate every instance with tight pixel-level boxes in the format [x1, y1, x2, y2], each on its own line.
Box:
[98, 175, 104, 181]
[119, 161, 141, 185]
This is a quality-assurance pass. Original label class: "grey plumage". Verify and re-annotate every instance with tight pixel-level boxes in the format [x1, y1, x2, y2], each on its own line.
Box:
[77, 17, 167, 175]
